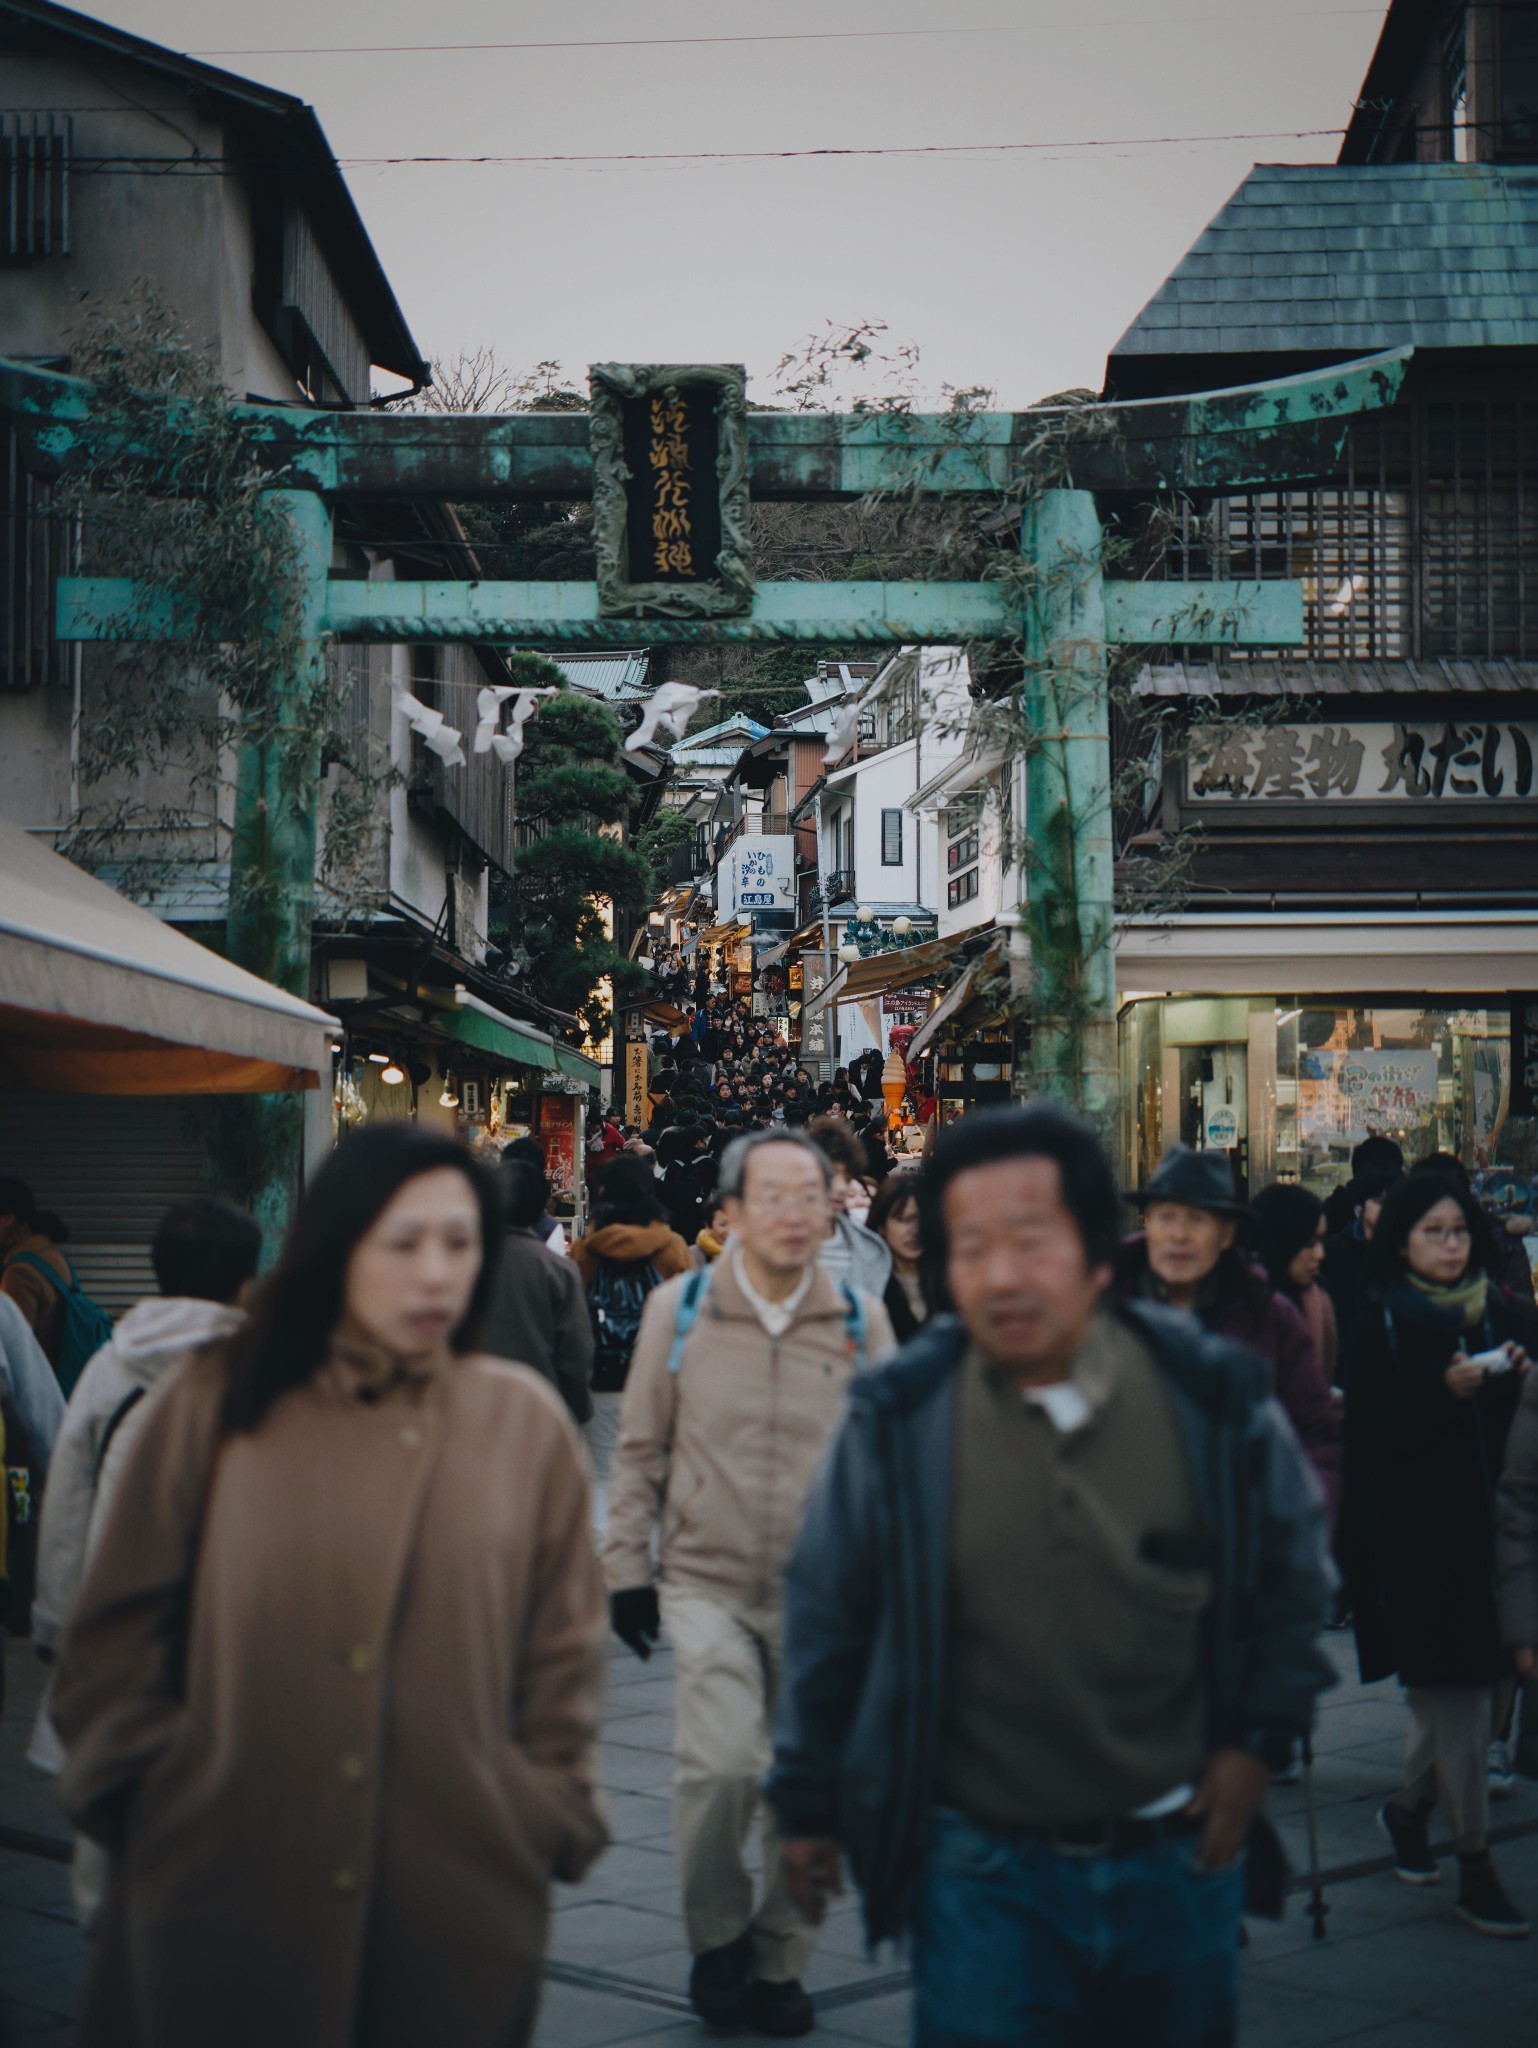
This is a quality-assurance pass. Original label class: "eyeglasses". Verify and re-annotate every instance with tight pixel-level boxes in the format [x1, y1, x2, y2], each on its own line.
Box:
[1412, 1224, 1472, 1245]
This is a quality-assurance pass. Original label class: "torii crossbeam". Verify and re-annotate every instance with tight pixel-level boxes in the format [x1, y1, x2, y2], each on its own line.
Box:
[1, 344, 1410, 1211]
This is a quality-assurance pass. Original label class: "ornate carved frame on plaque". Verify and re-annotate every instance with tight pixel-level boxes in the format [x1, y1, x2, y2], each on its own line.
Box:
[589, 362, 752, 619]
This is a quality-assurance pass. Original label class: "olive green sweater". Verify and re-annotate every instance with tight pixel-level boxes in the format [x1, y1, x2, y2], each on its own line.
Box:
[934, 1316, 1213, 1829]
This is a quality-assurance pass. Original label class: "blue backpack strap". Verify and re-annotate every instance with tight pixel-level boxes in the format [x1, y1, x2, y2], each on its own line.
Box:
[839, 1281, 868, 1373]
[668, 1267, 713, 1375]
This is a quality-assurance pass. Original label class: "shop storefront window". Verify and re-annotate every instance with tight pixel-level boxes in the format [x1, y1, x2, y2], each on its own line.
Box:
[1119, 996, 1538, 1213]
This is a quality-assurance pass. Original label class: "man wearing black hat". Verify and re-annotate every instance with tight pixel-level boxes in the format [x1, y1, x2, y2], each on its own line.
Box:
[1115, 1147, 1342, 1524]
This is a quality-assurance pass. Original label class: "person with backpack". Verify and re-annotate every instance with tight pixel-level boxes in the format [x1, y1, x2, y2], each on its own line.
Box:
[0, 1178, 115, 1394]
[27, 1196, 263, 1925]
[569, 1157, 691, 1504]
[603, 1130, 894, 2038]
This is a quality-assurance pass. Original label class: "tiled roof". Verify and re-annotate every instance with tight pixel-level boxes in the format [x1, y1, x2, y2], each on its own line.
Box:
[551, 651, 651, 700]
[1133, 657, 1538, 698]
[673, 714, 769, 753]
[1110, 163, 1538, 362]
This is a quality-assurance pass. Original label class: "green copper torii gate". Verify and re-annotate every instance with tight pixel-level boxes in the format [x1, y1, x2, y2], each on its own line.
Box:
[3, 344, 1408, 1213]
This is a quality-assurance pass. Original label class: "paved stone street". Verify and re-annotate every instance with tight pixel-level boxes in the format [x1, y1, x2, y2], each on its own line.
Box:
[3, 1633, 1536, 2045]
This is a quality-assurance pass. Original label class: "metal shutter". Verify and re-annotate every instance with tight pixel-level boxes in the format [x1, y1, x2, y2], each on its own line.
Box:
[0, 1094, 212, 1317]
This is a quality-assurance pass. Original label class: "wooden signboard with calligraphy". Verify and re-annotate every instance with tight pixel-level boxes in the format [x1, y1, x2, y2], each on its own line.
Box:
[1180, 718, 1538, 818]
[590, 363, 752, 618]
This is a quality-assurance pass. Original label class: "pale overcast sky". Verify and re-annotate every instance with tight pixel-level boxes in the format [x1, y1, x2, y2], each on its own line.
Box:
[95, 0, 1389, 406]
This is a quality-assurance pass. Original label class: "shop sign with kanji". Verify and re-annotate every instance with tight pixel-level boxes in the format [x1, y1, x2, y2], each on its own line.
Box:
[590, 363, 752, 619]
[1184, 720, 1538, 808]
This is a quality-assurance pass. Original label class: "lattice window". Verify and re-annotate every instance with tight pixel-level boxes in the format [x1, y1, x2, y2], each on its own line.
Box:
[1155, 400, 1538, 663]
[1, 114, 72, 262]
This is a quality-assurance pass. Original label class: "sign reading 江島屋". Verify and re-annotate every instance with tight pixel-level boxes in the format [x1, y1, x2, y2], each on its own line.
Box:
[721, 836, 796, 922]
[589, 363, 752, 620]
[1187, 720, 1538, 805]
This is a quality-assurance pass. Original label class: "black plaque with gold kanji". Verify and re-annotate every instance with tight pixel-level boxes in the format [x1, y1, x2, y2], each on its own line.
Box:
[590, 362, 751, 619]
[619, 383, 723, 587]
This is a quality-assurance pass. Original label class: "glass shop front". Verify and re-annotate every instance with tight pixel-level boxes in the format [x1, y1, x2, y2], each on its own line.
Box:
[1119, 995, 1535, 1215]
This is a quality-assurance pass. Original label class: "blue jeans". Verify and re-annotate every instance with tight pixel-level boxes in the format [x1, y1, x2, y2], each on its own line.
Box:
[911, 1809, 1245, 2048]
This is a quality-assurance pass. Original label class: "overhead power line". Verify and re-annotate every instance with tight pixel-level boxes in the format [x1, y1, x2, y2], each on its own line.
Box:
[193, 9, 1384, 59]
[62, 126, 1350, 176]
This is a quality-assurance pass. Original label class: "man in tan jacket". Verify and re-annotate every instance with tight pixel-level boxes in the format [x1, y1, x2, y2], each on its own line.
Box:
[603, 1129, 893, 2038]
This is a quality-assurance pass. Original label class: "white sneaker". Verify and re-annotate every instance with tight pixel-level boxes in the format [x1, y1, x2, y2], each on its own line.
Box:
[1489, 1741, 1517, 1799]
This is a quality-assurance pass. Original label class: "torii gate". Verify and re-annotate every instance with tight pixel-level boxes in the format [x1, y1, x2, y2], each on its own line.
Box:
[3, 345, 1408, 1217]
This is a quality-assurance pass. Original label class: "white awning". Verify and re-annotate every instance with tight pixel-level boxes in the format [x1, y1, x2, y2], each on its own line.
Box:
[0, 815, 339, 1094]
[1117, 912, 1538, 997]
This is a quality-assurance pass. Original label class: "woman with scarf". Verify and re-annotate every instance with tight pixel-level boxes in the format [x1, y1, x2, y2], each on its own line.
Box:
[1344, 1172, 1534, 1939]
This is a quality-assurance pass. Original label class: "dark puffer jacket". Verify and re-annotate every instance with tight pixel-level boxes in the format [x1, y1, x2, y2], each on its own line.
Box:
[1114, 1237, 1342, 1531]
[766, 1303, 1336, 1948]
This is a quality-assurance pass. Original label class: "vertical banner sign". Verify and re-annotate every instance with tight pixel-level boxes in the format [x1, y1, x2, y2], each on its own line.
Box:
[1511, 998, 1538, 1118]
[801, 955, 830, 1061]
[625, 1040, 648, 1127]
[589, 363, 752, 618]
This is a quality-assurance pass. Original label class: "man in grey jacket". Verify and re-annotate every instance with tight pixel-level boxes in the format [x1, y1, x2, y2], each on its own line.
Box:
[767, 1107, 1335, 2048]
[479, 1159, 593, 1424]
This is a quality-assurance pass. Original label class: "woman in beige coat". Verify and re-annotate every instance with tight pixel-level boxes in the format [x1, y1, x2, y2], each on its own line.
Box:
[50, 1125, 608, 2048]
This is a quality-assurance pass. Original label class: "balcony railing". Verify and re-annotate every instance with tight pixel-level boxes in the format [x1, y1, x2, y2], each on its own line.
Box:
[717, 811, 792, 858]
[805, 868, 856, 915]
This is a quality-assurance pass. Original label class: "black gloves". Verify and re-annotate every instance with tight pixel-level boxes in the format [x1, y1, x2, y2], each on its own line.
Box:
[610, 1585, 662, 1660]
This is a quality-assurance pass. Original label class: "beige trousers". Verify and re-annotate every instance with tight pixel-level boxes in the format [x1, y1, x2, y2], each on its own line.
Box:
[659, 1584, 814, 1981]
[1394, 1682, 1513, 1853]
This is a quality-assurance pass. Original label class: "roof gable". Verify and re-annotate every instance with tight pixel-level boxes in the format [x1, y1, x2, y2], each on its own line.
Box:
[1110, 162, 1538, 365]
[2, 0, 425, 385]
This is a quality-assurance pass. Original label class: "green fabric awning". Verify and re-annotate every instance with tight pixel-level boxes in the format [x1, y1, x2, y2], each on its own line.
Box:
[447, 999, 600, 1087]
[555, 1044, 601, 1086]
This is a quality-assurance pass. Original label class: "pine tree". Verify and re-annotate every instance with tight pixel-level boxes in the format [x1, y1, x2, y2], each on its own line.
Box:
[497, 666, 653, 1041]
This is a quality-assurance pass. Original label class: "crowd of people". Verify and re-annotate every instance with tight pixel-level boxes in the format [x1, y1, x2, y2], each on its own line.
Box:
[2, 1101, 1538, 2044]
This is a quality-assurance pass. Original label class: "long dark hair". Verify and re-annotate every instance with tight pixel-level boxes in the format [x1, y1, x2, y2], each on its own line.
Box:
[223, 1126, 503, 1431]
[1369, 1172, 1484, 1294]
[1249, 1183, 1324, 1301]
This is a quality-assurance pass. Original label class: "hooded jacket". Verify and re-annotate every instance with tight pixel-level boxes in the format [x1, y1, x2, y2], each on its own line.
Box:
[765, 1304, 1336, 1947]
[819, 1212, 894, 1301]
[1114, 1235, 1342, 1531]
[31, 1296, 246, 1660]
[0, 1290, 66, 1473]
[569, 1221, 692, 1292]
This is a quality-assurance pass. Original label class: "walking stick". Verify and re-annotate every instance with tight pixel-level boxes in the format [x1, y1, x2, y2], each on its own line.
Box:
[1301, 1732, 1329, 1940]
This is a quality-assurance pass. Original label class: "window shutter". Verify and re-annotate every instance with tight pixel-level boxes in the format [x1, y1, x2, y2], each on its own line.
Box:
[881, 808, 903, 865]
